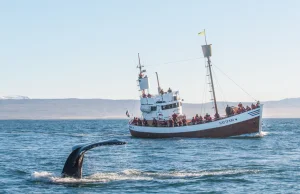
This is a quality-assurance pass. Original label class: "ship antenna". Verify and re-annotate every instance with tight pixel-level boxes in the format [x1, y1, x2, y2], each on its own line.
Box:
[138, 53, 142, 74]
[155, 72, 161, 94]
[201, 29, 219, 116]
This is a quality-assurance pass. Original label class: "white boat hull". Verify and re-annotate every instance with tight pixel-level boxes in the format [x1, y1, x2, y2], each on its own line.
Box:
[129, 106, 263, 138]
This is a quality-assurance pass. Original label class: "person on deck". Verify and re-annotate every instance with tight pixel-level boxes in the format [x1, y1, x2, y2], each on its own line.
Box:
[199, 115, 203, 123]
[172, 113, 178, 122]
[182, 118, 187, 126]
[168, 88, 172, 93]
[195, 114, 200, 124]
[214, 113, 220, 120]
[139, 73, 144, 79]
[251, 103, 256, 110]
[131, 117, 137, 125]
[241, 106, 246, 113]
[138, 118, 142, 126]
[256, 101, 260, 108]
[246, 105, 251, 111]
[143, 118, 149, 126]
[225, 105, 234, 116]
[191, 117, 196, 125]
[169, 119, 174, 127]
[142, 90, 146, 98]
[152, 118, 158, 127]
[204, 114, 212, 122]
[160, 89, 164, 95]
[236, 107, 242, 114]
[174, 120, 178, 127]
[178, 120, 183, 126]
[238, 102, 243, 108]
[163, 120, 168, 127]
[147, 93, 152, 98]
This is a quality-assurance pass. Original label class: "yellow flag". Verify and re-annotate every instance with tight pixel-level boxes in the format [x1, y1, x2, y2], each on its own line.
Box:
[198, 30, 205, 36]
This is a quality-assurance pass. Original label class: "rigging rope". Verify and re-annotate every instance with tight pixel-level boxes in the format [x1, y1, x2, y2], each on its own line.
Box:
[212, 63, 257, 102]
[201, 59, 208, 115]
[212, 66, 228, 111]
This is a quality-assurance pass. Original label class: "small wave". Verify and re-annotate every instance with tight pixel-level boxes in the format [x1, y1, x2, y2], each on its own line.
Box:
[31, 169, 259, 184]
[136, 169, 259, 178]
[258, 131, 269, 137]
[231, 131, 269, 138]
[31, 170, 152, 184]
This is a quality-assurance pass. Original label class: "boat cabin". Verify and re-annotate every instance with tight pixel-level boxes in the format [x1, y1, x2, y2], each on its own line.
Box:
[137, 55, 183, 121]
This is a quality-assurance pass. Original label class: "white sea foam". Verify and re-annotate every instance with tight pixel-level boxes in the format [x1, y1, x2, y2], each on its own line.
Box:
[232, 131, 269, 138]
[135, 169, 259, 178]
[258, 131, 269, 137]
[31, 169, 259, 184]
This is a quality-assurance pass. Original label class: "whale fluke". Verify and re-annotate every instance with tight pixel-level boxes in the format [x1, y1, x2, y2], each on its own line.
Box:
[61, 139, 126, 179]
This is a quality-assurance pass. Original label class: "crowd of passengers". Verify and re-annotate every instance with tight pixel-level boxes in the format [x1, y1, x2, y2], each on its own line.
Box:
[141, 87, 173, 98]
[226, 101, 260, 116]
[131, 101, 260, 127]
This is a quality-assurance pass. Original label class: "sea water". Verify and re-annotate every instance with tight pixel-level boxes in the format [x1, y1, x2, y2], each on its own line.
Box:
[0, 119, 299, 193]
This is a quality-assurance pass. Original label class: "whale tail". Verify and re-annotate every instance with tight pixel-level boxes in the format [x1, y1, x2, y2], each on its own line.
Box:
[61, 140, 126, 179]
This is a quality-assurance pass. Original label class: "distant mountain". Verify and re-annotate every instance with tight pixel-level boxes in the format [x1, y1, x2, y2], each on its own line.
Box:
[0, 98, 299, 119]
[0, 95, 30, 100]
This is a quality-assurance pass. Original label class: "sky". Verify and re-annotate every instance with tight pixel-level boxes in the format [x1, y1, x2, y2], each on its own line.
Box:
[0, 0, 299, 103]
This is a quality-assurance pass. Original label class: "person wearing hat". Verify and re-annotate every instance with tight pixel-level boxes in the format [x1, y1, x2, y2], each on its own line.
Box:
[256, 101, 260, 108]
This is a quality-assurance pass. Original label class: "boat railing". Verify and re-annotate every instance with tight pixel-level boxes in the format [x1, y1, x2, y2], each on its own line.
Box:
[129, 106, 261, 128]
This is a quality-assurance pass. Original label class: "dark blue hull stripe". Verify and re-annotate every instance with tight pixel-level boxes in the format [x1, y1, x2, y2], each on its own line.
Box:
[248, 110, 260, 116]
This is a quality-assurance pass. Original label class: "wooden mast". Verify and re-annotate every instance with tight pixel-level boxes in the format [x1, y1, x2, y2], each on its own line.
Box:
[155, 72, 161, 94]
[202, 30, 219, 116]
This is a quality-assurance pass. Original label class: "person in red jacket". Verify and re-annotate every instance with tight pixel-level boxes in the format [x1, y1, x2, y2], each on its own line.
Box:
[214, 113, 220, 120]
[172, 113, 178, 122]
[199, 115, 203, 123]
[191, 117, 196, 125]
[131, 117, 137, 125]
[182, 118, 187, 126]
[205, 114, 212, 122]
[178, 120, 183, 126]
[256, 101, 260, 108]
[195, 114, 200, 124]
[143, 118, 149, 126]
[169, 119, 174, 127]
[241, 106, 246, 113]
[138, 118, 142, 126]
[238, 102, 243, 108]
[246, 105, 251, 111]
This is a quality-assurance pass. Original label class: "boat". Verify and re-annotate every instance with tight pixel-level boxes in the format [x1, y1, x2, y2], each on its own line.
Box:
[128, 32, 263, 138]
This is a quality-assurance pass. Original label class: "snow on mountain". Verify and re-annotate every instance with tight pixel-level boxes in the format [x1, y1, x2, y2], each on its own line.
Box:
[0, 95, 30, 100]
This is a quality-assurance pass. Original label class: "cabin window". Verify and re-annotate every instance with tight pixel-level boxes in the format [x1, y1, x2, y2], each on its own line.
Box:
[156, 101, 166, 104]
[161, 103, 180, 110]
[151, 106, 157, 111]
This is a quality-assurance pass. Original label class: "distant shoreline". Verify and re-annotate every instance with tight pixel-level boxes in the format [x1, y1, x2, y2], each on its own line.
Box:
[1, 98, 300, 119]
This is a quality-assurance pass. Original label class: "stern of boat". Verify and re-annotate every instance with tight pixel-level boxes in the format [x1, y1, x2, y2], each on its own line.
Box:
[258, 104, 264, 135]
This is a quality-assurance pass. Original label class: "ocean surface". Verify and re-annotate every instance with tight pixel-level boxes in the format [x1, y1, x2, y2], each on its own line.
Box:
[0, 119, 299, 194]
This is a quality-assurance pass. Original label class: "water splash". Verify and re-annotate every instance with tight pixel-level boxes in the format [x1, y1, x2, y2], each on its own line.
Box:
[258, 131, 269, 137]
[31, 169, 259, 184]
